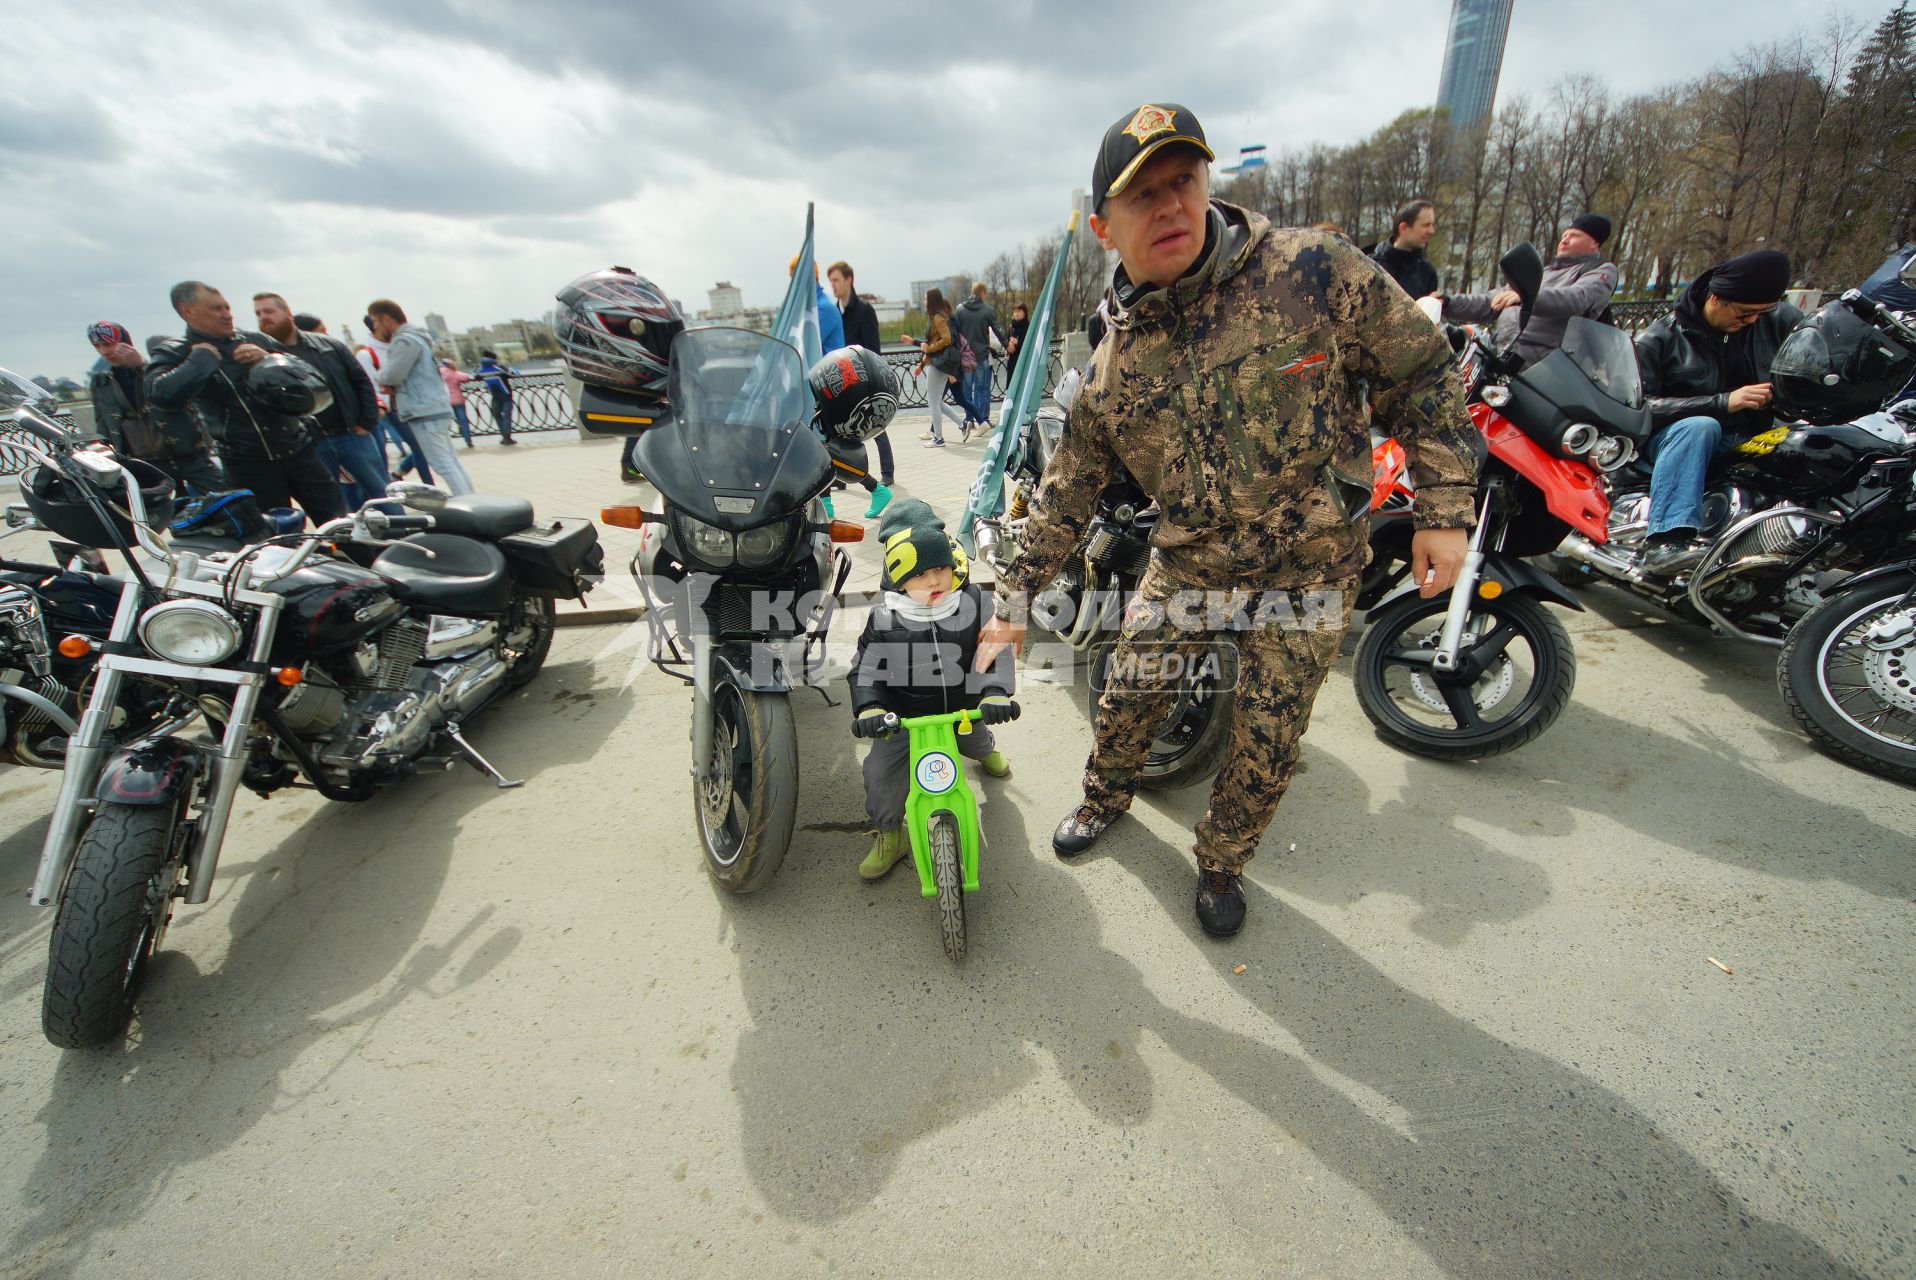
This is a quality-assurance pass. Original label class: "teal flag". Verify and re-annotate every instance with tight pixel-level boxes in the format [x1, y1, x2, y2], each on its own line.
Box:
[959, 211, 1079, 552]
[770, 202, 822, 368]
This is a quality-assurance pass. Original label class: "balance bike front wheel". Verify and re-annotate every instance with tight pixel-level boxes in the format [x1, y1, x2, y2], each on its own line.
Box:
[927, 811, 967, 961]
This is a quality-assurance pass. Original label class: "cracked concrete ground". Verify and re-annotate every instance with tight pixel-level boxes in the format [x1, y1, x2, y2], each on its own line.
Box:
[0, 424, 1911, 1278]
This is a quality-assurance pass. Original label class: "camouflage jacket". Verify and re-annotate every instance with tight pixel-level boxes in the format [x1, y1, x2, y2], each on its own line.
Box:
[1004, 201, 1480, 600]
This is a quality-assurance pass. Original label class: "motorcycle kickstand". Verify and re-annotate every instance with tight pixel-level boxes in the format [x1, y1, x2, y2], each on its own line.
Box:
[443, 721, 525, 789]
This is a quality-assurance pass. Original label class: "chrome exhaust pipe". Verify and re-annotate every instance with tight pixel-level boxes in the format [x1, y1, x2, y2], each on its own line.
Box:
[1557, 533, 1654, 586]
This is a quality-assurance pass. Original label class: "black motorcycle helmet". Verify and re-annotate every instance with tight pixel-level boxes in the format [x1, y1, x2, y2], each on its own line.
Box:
[807, 346, 899, 444]
[245, 353, 332, 418]
[554, 266, 685, 399]
[1772, 302, 1916, 425]
[21, 457, 176, 547]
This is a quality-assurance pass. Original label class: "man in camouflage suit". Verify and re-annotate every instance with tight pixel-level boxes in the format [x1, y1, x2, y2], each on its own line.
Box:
[976, 103, 1480, 937]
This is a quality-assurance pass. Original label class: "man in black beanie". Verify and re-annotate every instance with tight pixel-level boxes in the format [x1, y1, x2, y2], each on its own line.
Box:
[1633, 248, 1802, 575]
[1443, 213, 1619, 367]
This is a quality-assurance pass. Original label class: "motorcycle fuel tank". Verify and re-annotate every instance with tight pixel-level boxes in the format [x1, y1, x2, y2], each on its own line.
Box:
[1724, 421, 1912, 500]
[267, 560, 407, 657]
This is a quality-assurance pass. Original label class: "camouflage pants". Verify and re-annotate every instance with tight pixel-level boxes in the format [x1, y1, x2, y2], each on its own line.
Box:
[1082, 563, 1352, 873]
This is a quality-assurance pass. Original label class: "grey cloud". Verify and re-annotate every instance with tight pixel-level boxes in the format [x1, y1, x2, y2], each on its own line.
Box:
[0, 95, 122, 160]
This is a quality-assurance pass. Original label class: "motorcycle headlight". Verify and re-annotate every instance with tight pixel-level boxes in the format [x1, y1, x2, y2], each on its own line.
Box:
[736, 519, 794, 568]
[674, 512, 736, 567]
[139, 600, 242, 665]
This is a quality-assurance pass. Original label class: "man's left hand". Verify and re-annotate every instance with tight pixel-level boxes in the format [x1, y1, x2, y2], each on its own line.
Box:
[1410, 527, 1469, 598]
[231, 343, 268, 365]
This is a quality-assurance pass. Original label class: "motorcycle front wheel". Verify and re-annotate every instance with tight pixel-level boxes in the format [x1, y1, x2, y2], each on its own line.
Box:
[697, 678, 798, 893]
[1778, 572, 1916, 785]
[42, 802, 185, 1049]
[1354, 590, 1575, 759]
[1087, 642, 1237, 790]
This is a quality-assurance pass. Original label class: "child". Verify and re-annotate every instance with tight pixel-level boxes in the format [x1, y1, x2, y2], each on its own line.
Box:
[848, 500, 1018, 880]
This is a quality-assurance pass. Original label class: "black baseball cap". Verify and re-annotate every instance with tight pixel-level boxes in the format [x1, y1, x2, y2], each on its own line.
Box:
[1092, 103, 1214, 212]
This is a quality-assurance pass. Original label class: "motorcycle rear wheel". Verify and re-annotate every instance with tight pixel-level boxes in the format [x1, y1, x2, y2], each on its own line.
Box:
[1778, 572, 1916, 785]
[503, 594, 557, 692]
[42, 802, 184, 1049]
[1354, 590, 1575, 759]
[1086, 643, 1237, 790]
[697, 679, 798, 893]
[929, 812, 967, 961]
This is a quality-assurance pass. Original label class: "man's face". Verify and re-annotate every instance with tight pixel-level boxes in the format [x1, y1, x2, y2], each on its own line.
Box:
[91, 339, 143, 369]
[1089, 147, 1210, 288]
[253, 297, 294, 337]
[1703, 295, 1777, 334]
[1401, 207, 1436, 249]
[367, 312, 398, 342]
[1557, 227, 1599, 258]
[178, 287, 234, 337]
[828, 268, 852, 303]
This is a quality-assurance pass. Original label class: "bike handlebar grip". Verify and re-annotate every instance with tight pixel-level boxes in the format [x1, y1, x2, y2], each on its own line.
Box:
[385, 515, 435, 532]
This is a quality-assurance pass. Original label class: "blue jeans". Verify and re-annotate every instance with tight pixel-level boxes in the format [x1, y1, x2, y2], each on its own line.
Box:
[960, 363, 992, 425]
[316, 430, 390, 509]
[491, 393, 514, 439]
[380, 415, 432, 485]
[451, 404, 472, 445]
[1645, 414, 1737, 536]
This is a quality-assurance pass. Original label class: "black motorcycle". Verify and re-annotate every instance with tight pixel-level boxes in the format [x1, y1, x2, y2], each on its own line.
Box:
[596, 327, 860, 892]
[974, 402, 1235, 789]
[10, 378, 601, 1050]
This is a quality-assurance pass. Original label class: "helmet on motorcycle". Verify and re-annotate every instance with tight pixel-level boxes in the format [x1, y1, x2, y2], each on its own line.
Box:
[245, 353, 332, 418]
[21, 456, 176, 547]
[807, 346, 898, 444]
[1771, 302, 1916, 425]
[554, 267, 685, 399]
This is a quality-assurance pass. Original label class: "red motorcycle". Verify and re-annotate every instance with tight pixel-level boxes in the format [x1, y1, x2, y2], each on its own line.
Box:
[1353, 244, 1653, 758]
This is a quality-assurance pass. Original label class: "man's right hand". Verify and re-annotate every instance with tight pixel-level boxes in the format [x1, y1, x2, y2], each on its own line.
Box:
[1727, 383, 1773, 413]
[975, 616, 1025, 672]
[190, 342, 220, 358]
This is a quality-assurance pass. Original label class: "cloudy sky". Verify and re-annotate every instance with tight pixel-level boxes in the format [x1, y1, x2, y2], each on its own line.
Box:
[1, 0, 1889, 382]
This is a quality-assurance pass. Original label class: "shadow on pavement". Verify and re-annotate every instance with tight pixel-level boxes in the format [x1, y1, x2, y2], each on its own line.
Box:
[6, 656, 628, 1278]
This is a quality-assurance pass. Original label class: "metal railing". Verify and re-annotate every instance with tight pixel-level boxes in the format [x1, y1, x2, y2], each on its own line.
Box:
[452, 372, 578, 435]
[1608, 300, 1671, 335]
[875, 341, 1066, 410]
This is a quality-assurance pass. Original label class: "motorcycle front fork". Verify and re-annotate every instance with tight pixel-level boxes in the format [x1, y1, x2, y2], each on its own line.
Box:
[1429, 489, 1498, 675]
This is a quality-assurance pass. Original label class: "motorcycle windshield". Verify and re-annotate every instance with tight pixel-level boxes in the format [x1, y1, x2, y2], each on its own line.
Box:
[639, 327, 831, 532]
[1558, 317, 1643, 408]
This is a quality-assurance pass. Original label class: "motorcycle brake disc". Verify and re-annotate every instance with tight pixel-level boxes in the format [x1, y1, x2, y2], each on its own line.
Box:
[1863, 613, 1916, 715]
[1406, 633, 1517, 714]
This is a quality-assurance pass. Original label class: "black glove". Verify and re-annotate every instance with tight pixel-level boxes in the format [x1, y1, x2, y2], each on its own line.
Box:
[976, 695, 1020, 725]
[853, 707, 898, 739]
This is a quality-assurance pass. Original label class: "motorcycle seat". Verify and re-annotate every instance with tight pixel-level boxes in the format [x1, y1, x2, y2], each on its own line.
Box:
[373, 533, 513, 616]
[427, 495, 535, 540]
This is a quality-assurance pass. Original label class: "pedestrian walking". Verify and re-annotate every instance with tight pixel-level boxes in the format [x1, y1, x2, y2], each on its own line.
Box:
[1004, 301, 1031, 377]
[366, 299, 475, 495]
[357, 329, 430, 483]
[951, 282, 1006, 436]
[145, 281, 347, 523]
[254, 292, 388, 506]
[475, 350, 519, 445]
[85, 320, 224, 495]
[441, 360, 477, 446]
[911, 288, 963, 448]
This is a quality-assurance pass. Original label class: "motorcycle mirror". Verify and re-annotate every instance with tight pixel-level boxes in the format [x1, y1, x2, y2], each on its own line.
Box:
[385, 480, 450, 511]
[1499, 242, 1545, 311]
[0, 366, 61, 416]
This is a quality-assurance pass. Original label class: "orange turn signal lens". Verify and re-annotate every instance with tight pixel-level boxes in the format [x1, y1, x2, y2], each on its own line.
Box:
[1477, 580, 1504, 600]
[599, 506, 652, 529]
[275, 667, 303, 686]
[828, 520, 865, 543]
[57, 635, 92, 659]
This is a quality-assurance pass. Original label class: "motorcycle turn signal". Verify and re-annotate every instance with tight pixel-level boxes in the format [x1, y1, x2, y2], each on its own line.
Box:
[599, 506, 657, 529]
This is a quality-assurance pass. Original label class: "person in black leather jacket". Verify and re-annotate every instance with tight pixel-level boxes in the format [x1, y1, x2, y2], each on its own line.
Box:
[1632, 249, 1803, 575]
[846, 500, 1016, 880]
[85, 321, 224, 494]
[145, 281, 346, 524]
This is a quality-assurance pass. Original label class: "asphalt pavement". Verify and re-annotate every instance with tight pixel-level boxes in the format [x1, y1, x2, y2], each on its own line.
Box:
[0, 419, 1911, 1278]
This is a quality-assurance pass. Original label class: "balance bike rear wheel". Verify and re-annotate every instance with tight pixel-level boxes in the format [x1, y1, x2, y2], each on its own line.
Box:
[928, 812, 967, 961]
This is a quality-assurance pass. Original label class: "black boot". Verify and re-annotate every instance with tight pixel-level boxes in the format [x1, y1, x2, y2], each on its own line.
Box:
[1195, 867, 1246, 937]
[1052, 804, 1119, 858]
[1641, 528, 1704, 576]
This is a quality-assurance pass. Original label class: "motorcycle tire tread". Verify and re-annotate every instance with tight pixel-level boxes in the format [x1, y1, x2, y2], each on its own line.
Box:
[503, 594, 557, 693]
[704, 684, 799, 894]
[1777, 574, 1916, 786]
[41, 804, 173, 1050]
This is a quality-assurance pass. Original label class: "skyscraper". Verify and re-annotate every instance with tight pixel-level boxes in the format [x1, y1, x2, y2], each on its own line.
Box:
[1436, 0, 1514, 130]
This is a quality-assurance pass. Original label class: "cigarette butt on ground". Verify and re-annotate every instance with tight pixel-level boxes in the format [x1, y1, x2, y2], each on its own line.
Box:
[1707, 956, 1734, 975]
[1232, 964, 1248, 975]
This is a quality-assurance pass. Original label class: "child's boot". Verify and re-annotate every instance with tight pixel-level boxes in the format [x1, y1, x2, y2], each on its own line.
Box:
[980, 750, 1011, 778]
[858, 827, 909, 880]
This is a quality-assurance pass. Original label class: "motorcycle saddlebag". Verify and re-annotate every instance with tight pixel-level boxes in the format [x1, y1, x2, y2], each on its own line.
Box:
[498, 518, 604, 598]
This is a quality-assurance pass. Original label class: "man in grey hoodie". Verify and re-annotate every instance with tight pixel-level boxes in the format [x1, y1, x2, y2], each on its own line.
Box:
[1443, 214, 1620, 369]
[950, 282, 1007, 435]
[365, 299, 474, 495]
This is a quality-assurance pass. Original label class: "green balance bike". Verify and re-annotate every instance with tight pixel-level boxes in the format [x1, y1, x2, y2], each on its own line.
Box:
[869, 705, 1016, 960]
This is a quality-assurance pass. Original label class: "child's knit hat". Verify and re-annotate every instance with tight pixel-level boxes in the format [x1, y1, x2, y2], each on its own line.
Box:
[878, 499, 958, 592]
